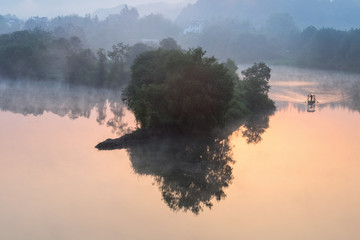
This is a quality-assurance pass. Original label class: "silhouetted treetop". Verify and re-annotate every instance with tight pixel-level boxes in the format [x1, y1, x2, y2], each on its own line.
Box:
[123, 48, 237, 132]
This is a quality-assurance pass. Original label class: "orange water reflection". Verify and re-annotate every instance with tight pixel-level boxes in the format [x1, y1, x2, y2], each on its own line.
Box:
[1, 103, 360, 240]
[227, 105, 360, 239]
[1, 67, 360, 239]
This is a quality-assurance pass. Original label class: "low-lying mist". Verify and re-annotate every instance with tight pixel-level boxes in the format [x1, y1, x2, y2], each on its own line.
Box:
[0, 79, 134, 135]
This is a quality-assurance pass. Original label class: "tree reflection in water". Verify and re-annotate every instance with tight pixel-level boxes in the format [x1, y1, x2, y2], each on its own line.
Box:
[106, 102, 131, 135]
[241, 110, 274, 144]
[95, 99, 107, 125]
[0, 80, 276, 214]
[0, 80, 133, 136]
[97, 110, 275, 214]
[127, 135, 234, 214]
[348, 81, 360, 112]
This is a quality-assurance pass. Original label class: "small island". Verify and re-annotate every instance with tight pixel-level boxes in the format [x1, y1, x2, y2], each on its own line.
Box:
[96, 47, 275, 150]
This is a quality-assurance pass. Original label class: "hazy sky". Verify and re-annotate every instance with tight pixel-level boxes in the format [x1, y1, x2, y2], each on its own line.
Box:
[0, 0, 196, 19]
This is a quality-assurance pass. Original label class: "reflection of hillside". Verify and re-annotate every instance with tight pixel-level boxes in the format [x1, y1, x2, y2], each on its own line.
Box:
[0, 80, 132, 135]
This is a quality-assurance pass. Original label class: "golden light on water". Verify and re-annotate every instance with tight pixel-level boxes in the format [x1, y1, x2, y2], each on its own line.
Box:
[226, 105, 360, 239]
[1, 67, 360, 239]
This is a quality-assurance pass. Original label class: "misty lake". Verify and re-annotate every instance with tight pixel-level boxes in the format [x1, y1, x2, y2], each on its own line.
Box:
[1, 66, 360, 240]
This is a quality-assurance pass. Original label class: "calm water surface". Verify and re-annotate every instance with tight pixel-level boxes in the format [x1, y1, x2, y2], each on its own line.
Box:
[1, 66, 360, 240]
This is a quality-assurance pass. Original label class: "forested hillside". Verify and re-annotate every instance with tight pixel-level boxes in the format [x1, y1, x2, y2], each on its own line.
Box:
[177, 0, 360, 29]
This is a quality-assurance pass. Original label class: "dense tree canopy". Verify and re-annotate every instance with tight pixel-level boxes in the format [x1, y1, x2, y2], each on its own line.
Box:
[0, 30, 52, 79]
[124, 48, 275, 132]
[124, 48, 237, 132]
[292, 27, 360, 72]
[242, 62, 275, 110]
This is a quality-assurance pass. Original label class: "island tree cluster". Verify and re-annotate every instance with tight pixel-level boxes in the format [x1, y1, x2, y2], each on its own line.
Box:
[123, 48, 275, 133]
[123, 48, 235, 132]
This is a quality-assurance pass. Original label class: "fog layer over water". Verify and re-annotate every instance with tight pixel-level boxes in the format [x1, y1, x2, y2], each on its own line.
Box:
[0, 80, 135, 135]
[1, 66, 360, 239]
[269, 66, 360, 112]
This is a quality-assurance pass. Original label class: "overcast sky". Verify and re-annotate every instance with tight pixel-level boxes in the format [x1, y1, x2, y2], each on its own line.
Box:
[0, 0, 196, 19]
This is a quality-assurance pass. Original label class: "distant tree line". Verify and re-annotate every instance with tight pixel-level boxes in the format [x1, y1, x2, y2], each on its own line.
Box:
[183, 14, 360, 73]
[290, 27, 360, 72]
[2, 5, 360, 73]
[0, 29, 164, 87]
[0, 7, 180, 50]
[176, 0, 360, 30]
[2, 8, 360, 84]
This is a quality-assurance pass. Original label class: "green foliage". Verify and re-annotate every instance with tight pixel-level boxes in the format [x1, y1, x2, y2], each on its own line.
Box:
[261, 13, 299, 52]
[292, 27, 360, 72]
[224, 59, 239, 81]
[4, 6, 360, 75]
[136, 14, 180, 40]
[0, 30, 161, 88]
[126, 43, 154, 67]
[96, 48, 107, 87]
[124, 48, 237, 132]
[0, 30, 52, 79]
[106, 43, 131, 88]
[224, 62, 275, 120]
[159, 37, 181, 50]
[66, 49, 97, 85]
[180, 14, 360, 73]
[224, 81, 251, 121]
[241, 62, 275, 111]
[223, 59, 251, 120]
[194, 19, 278, 63]
[262, 13, 299, 39]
